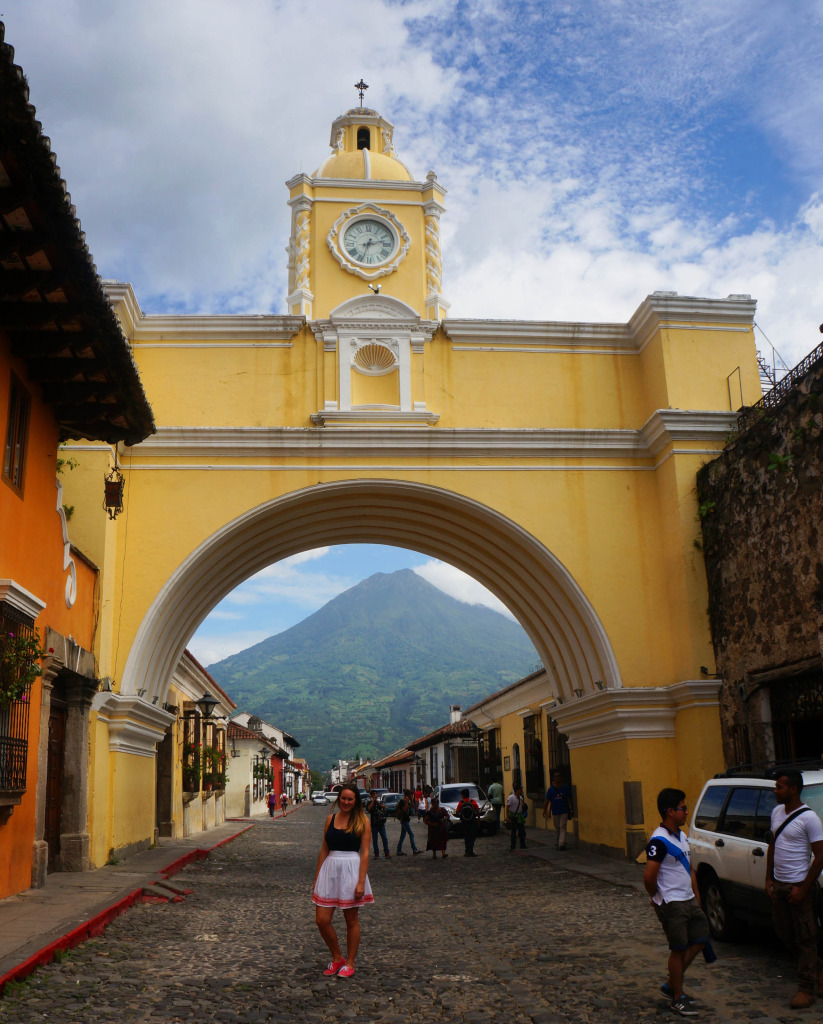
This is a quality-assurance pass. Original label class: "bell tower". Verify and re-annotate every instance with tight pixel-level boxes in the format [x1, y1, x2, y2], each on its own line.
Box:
[285, 98, 448, 322]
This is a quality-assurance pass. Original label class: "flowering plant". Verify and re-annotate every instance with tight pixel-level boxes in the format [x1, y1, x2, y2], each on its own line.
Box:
[182, 740, 202, 789]
[0, 628, 46, 706]
[203, 745, 227, 788]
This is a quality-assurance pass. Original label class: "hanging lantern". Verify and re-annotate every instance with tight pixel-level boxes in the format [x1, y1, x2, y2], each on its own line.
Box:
[196, 691, 219, 719]
[103, 465, 125, 520]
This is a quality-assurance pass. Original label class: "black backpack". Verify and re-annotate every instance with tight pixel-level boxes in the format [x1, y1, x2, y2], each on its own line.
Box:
[458, 802, 478, 823]
[394, 799, 406, 821]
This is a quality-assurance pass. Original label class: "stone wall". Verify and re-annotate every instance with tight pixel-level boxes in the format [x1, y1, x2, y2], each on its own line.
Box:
[696, 345, 823, 766]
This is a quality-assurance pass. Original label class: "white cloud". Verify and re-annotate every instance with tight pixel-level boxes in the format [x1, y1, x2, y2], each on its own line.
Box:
[188, 629, 271, 667]
[4, 0, 822, 363]
[413, 560, 515, 619]
[225, 568, 356, 610]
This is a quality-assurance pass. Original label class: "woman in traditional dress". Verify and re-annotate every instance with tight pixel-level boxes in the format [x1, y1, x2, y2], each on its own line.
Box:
[424, 795, 450, 859]
[312, 784, 373, 977]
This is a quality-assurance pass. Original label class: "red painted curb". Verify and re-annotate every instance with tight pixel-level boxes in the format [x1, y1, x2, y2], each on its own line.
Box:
[207, 824, 254, 852]
[0, 887, 143, 994]
[0, 824, 256, 995]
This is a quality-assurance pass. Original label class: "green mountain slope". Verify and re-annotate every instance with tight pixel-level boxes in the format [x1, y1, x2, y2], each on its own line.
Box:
[207, 569, 537, 772]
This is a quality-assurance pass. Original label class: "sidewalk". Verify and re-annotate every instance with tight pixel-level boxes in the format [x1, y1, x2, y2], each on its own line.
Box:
[518, 833, 646, 892]
[0, 816, 267, 991]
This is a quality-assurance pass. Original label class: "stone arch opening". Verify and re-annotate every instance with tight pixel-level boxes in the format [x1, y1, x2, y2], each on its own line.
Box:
[121, 479, 621, 708]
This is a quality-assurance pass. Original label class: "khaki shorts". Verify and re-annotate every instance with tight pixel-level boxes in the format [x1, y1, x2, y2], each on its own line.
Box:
[654, 897, 709, 950]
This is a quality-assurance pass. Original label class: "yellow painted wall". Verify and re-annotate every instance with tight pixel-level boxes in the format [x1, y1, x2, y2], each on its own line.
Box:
[674, 705, 725, 816]
[351, 368, 400, 407]
[70, 107, 765, 860]
[108, 751, 156, 854]
[307, 194, 428, 319]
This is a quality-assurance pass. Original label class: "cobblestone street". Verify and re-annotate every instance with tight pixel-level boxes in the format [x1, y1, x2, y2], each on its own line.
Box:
[0, 807, 812, 1023]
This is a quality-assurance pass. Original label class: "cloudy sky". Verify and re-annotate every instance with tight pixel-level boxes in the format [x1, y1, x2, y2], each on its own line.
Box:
[5, 1, 822, 662]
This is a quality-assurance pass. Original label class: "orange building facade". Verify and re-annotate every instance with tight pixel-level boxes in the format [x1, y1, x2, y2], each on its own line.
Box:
[0, 26, 154, 899]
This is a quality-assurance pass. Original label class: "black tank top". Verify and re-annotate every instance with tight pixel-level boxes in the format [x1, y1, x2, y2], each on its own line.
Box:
[325, 817, 362, 852]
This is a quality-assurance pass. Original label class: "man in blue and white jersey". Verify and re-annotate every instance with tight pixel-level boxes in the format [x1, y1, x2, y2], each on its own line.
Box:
[644, 788, 710, 1018]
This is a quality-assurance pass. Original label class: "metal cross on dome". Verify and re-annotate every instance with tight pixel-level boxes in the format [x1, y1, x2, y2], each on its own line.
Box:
[354, 79, 369, 105]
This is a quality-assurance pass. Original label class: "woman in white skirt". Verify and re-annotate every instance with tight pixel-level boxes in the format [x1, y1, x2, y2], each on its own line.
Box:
[312, 784, 373, 977]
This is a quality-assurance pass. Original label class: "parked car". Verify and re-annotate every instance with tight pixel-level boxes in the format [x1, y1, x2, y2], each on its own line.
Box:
[433, 783, 497, 836]
[311, 792, 329, 805]
[323, 791, 340, 802]
[379, 792, 404, 814]
[689, 766, 823, 940]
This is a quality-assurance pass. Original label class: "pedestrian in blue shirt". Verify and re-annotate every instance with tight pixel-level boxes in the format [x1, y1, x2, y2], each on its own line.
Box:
[542, 772, 573, 850]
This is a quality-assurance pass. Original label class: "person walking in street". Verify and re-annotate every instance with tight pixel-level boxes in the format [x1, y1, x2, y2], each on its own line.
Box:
[542, 771, 573, 850]
[417, 785, 430, 821]
[424, 795, 449, 858]
[455, 788, 480, 857]
[312, 785, 373, 978]
[765, 770, 823, 1010]
[506, 784, 527, 850]
[487, 778, 504, 831]
[267, 791, 277, 818]
[280, 792, 289, 817]
[395, 790, 421, 856]
[367, 790, 390, 859]
[643, 788, 710, 1018]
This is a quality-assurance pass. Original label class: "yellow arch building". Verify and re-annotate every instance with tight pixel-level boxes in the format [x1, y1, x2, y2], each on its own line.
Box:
[64, 105, 762, 863]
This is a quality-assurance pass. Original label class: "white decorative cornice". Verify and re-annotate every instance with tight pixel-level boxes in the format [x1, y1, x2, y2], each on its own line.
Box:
[549, 679, 721, 748]
[0, 579, 46, 621]
[102, 282, 304, 343]
[288, 195, 314, 212]
[286, 173, 314, 190]
[465, 671, 554, 722]
[443, 318, 632, 350]
[640, 410, 738, 458]
[629, 292, 757, 340]
[665, 678, 724, 709]
[290, 176, 435, 193]
[422, 197, 446, 217]
[120, 409, 734, 460]
[310, 409, 440, 426]
[444, 293, 755, 353]
[329, 294, 422, 321]
[93, 693, 174, 757]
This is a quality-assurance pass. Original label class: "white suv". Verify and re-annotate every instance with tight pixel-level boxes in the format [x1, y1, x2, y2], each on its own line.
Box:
[689, 768, 823, 940]
[432, 783, 497, 836]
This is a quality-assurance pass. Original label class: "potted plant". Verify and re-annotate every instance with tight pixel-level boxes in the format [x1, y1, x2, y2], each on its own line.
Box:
[182, 741, 202, 791]
[203, 745, 227, 790]
[0, 628, 46, 707]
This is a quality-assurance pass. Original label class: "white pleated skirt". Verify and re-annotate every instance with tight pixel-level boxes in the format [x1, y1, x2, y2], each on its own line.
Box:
[312, 851, 374, 909]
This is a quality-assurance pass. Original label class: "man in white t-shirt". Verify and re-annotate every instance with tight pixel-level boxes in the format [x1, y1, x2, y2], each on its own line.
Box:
[765, 771, 823, 1010]
[644, 788, 710, 1017]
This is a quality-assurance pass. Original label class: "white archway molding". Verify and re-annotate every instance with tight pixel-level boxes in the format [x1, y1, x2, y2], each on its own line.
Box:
[120, 480, 622, 708]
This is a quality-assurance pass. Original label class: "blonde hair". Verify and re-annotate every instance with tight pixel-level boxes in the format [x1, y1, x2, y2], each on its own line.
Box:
[336, 785, 369, 835]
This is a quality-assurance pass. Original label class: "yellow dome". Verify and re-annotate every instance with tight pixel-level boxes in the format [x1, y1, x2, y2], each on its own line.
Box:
[314, 148, 412, 182]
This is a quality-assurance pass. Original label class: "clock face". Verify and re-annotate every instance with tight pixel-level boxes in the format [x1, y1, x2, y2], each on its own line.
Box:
[342, 218, 396, 266]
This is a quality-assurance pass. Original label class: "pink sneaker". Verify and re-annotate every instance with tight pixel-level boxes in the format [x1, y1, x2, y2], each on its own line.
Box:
[323, 959, 345, 976]
[338, 965, 356, 978]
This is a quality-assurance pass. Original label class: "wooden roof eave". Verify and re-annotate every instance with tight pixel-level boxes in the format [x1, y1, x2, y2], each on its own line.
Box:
[0, 24, 155, 446]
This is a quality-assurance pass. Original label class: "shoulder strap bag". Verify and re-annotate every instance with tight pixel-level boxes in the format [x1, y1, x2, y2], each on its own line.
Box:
[771, 806, 810, 845]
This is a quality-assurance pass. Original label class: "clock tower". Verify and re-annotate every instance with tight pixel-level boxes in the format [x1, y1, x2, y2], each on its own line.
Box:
[286, 103, 448, 425]
[285, 105, 448, 322]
